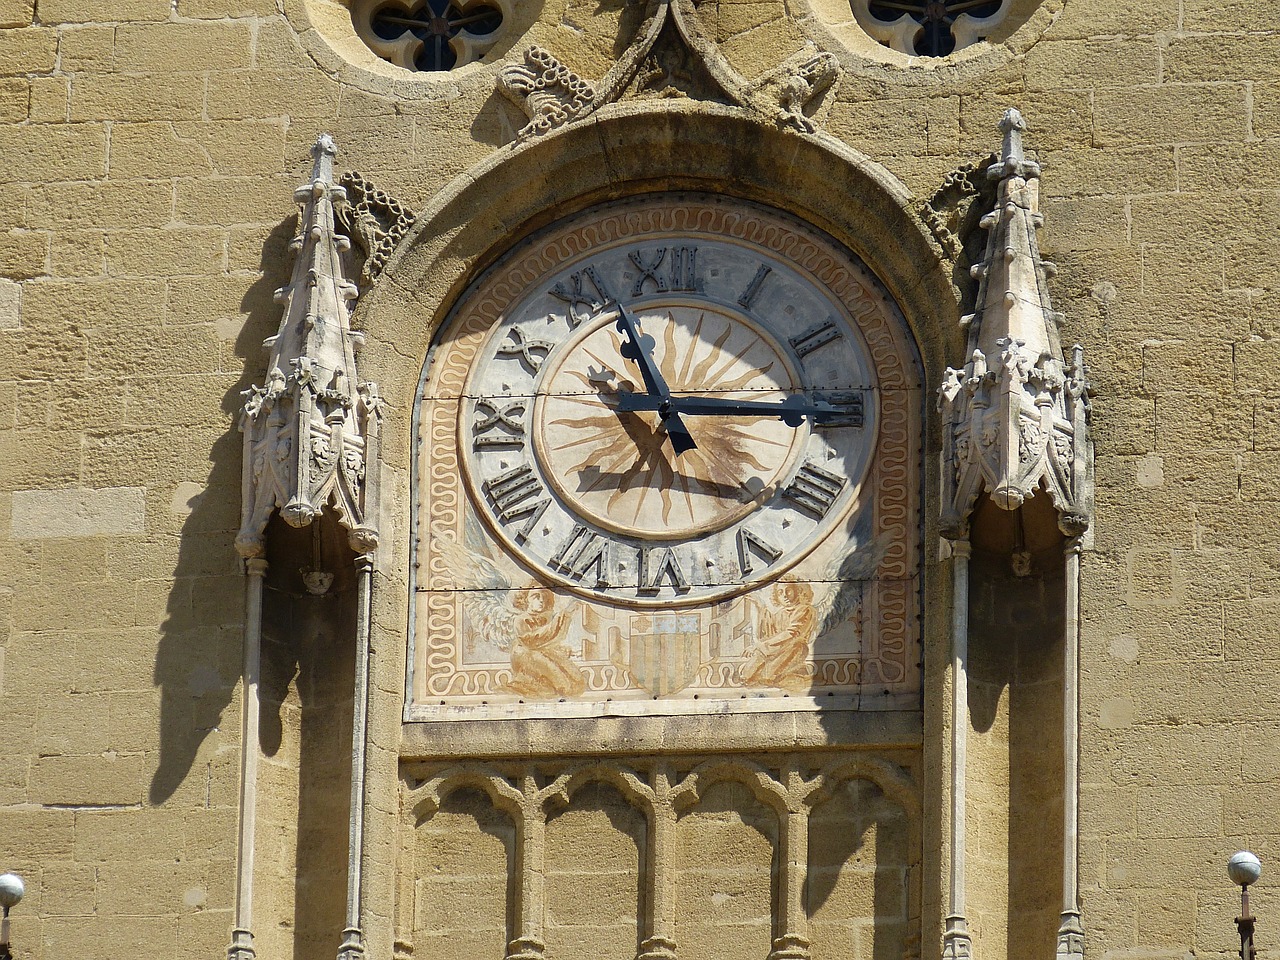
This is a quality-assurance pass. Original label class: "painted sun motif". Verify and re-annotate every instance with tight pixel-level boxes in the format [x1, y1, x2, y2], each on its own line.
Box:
[535, 304, 806, 540]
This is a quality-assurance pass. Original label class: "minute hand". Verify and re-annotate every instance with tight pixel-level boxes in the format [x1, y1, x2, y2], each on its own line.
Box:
[616, 393, 838, 426]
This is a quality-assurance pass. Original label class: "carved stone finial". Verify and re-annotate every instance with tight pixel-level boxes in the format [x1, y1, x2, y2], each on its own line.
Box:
[940, 110, 1092, 540]
[991, 107, 1040, 181]
[236, 134, 383, 559]
[998, 107, 1024, 160]
[314, 132, 337, 160]
[499, 45, 596, 139]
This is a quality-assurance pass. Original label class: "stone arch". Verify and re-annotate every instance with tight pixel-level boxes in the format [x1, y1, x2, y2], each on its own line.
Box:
[359, 104, 955, 957]
[402, 770, 520, 958]
[806, 771, 917, 960]
[354, 100, 960, 453]
[544, 768, 647, 960]
[676, 758, 794, 818]
[407, 765, 526, 824]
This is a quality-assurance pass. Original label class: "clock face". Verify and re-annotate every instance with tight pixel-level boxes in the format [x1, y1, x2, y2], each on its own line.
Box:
[412, 195, 921, 711]
[457, 242, 875, 607]
[534, 303, 806, 543]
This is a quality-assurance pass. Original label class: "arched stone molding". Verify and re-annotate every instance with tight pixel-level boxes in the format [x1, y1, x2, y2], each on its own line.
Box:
[677, 758, 794, 816]
[812, 755, 924, 825]
[351, 101, 958, 960]
[407, 764, 531, 822]
[355, 101, 961, 454]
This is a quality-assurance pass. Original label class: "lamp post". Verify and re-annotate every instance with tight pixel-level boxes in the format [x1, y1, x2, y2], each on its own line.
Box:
[0, 872, 24, 960]
[1229, 851, 1262, 960]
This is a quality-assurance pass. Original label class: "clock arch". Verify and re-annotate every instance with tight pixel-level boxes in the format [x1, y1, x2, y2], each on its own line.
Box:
[340, 108, 960, 704]
[336, 102, 957, 960]
[403, 200, 925, 713]
[354, 103, 961, 394]
[341, 104, 956, 710]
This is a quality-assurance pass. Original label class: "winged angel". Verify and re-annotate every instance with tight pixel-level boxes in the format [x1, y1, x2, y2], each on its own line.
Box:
[429, 521, 587, 699]
[739, 537, 886, 692]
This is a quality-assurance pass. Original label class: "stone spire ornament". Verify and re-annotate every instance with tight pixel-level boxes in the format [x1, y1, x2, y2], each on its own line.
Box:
[236, 134, 382, 559]
[938, 108, 1092, 539]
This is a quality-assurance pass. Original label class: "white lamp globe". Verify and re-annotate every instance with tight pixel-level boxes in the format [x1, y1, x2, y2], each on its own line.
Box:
[0, 872, 23, 909]
[1229, 851, 1263, 888]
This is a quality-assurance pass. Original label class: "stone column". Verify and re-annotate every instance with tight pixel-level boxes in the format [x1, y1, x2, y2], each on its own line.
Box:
[769, 807, 812, 960]
[638, 771, 678, 960]
[942, 540, 972, 960]
[508, 784, 548, 960]
[228, 557, 267, 960]
[1057, 538, 1084, 960]
[338, 554, 375, 960]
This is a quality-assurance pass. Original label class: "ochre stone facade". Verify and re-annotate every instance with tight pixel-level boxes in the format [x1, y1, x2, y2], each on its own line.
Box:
[0, 1, 1276, 960]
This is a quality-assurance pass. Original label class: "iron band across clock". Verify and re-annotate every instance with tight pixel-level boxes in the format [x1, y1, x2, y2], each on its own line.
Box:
[412, 194, 921, 710]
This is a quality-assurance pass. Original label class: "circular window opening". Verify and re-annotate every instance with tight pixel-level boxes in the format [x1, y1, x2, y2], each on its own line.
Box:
[852, 0, 1010, 55]
[352, 0, 508, 71]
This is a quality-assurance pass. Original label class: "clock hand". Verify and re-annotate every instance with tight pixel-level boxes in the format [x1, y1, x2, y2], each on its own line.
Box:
[606, 301, 697, 454]
[616, 392, 839, 427]
[610, 301, 672, 400]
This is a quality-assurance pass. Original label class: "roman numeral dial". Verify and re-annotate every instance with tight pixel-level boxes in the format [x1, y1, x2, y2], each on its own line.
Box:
[448, 221, 878, 607]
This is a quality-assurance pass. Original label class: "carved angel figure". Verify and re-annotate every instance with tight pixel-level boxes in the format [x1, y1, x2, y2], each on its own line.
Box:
[740, 580, 818, 691]
[739, 535, 880, 692]
[430, 522, 586, 699]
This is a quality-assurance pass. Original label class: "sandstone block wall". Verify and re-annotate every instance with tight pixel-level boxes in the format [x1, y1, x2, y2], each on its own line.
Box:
[0, 0, 1275, 957]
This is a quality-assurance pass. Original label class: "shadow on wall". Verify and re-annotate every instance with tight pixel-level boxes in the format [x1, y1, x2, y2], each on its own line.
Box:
[148, 217, 294, 807]
[967, 491, 1067, 960]
[259, 511, 357, 960]
[148, 215, 355, 955]
[807, 776, 913, 960]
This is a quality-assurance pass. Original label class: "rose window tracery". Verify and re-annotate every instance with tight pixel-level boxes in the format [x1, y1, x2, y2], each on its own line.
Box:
[852, 0, 1009, 55]
[352, 0, 507, 71]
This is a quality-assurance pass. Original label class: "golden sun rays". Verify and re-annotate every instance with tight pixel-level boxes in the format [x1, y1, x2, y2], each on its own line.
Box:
[539, 309, 799, 537]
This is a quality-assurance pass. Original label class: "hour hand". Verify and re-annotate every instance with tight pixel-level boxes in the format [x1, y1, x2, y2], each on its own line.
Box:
[606, 302, 697, 453]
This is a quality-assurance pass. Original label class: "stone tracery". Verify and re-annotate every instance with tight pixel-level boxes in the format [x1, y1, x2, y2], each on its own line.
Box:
[398, 755, 921, 960]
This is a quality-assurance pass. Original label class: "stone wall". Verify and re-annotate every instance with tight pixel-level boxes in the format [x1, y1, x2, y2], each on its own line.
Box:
[0, 0, 1276, 958]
